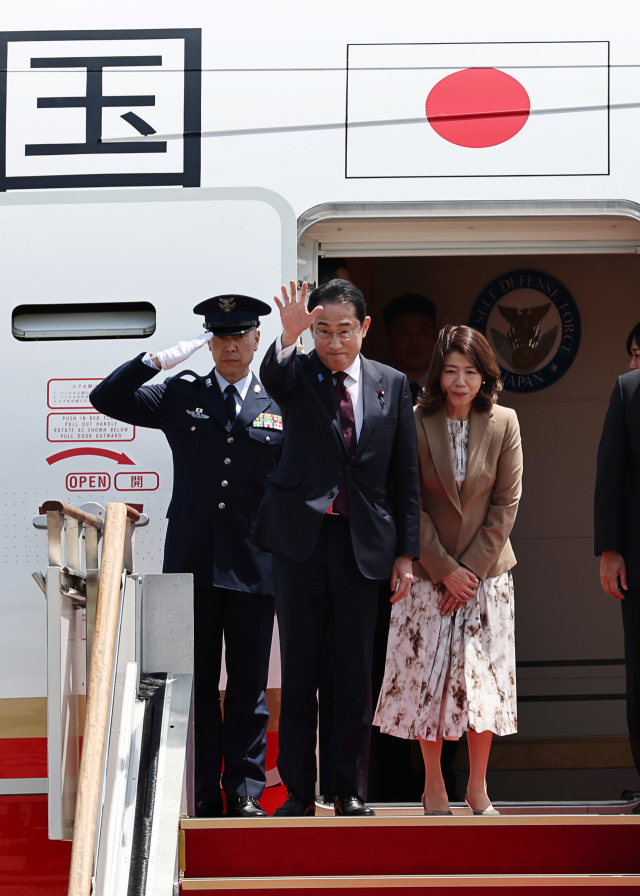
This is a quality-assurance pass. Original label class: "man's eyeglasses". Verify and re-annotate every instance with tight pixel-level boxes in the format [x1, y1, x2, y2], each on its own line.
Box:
[313, 325, 363, 342]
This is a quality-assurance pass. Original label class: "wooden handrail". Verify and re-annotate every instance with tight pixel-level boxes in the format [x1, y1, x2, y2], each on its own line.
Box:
[41, 500, 104, 530]
[42, 499, 141, 527]
[67, 502, 128, 896]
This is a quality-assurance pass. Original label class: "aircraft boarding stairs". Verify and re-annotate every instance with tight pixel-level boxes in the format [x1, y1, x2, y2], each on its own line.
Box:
[40, 499, 194, 896]
[39, 500, 640, 895]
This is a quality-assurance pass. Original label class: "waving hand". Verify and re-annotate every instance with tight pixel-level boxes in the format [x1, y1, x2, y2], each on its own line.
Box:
[275, 280, 323, 349]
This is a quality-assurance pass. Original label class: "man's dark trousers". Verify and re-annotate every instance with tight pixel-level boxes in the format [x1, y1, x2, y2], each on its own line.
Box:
[194, 586, 275, 810]
[622, 586, 640, 776]
[273, 515, 379, 805]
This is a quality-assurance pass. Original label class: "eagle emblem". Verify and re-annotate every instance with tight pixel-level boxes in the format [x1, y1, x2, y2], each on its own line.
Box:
[491, 303, 556, 372]
[219, 297, 236, 313]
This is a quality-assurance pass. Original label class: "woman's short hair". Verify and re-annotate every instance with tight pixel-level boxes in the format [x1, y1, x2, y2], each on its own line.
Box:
[418, 325, 503, 415]
[626, 322, 640, 355]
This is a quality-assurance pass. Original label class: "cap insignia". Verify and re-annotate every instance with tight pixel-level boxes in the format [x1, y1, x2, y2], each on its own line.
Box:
[219, 297, 236, 313]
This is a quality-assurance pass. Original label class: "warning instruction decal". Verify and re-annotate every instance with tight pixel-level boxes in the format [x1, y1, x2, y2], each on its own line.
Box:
[48, 378, 103, 409]
[47, 413, 135, 442]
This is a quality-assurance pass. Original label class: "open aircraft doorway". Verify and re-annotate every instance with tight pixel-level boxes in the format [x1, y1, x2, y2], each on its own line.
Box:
[298, 200, 640, 806]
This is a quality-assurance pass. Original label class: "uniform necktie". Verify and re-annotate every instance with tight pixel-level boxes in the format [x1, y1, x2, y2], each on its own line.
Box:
[409, 381, 422, 405]
[332, 371, 356, 516]
[224, 383, 237, 424]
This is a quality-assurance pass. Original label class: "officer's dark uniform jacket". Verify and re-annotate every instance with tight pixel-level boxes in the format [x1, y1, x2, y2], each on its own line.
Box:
[90, 354, 283, 594]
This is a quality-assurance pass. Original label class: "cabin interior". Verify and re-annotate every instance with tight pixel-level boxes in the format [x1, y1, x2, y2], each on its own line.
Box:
[298, 213, 640, 803]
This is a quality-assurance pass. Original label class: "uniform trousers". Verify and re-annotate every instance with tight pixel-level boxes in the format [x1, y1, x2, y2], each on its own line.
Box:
[622, 586, 640, 776]
[194, 586, 274, 809]
[273, 515, 379, 805]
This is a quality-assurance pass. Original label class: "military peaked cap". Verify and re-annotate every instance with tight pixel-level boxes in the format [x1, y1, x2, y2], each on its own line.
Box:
[194, 294, 272, 336]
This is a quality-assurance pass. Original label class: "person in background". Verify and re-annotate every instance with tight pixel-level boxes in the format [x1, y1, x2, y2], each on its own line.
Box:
[374, 293, 449, 803]
[318, 257, 352, 285]
[628, 322, 640, 371]
[383, 294, 438, 406]
[253, 279, 420, 817]
[91, 296, 282, 819]
[594, 320, 640, 812]
[374, 325, 523, 816]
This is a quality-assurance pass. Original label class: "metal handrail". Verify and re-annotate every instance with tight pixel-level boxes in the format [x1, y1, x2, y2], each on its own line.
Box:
[67, 502, 129, 896]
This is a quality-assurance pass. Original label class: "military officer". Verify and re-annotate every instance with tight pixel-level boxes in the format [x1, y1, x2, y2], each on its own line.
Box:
[90, 295, 282, 818]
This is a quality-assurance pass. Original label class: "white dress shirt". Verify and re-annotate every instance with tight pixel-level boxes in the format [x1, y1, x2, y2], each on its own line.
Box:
[275, 335, 363, 439]
[214, 368, 252, 430]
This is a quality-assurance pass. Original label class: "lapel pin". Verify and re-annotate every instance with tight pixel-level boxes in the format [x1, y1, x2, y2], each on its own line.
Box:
[378, 389, 385, 408]
[205, 377, 212, 387]
[254, 383, 261, 393]
[318, 374, 323, 382]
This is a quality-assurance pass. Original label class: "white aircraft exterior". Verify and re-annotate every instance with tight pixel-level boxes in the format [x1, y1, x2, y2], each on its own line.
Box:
[1, 0, 639, 797]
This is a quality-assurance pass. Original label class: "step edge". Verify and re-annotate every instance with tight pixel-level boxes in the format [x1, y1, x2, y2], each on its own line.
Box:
[181, 815, 640, 829]
[180, 873, 640, 890]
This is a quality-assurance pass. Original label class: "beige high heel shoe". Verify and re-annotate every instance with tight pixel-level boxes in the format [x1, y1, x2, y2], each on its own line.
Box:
[422, 792, 452, 817]
[464, 792, 500, 816]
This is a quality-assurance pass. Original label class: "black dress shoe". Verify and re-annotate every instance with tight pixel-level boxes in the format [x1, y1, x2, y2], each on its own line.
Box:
[195, 800, 224, 818]
[334, 794, 375, 817]
[621, 789, 640, 801]
[273, 792, 316, 817]
[227, 796, 268, 818]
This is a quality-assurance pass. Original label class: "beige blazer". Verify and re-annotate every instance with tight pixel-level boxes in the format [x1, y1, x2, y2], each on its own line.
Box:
[413, 403, 523, 584]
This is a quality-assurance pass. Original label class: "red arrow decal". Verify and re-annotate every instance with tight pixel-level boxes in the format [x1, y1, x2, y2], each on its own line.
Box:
[46, 447, 136, 466]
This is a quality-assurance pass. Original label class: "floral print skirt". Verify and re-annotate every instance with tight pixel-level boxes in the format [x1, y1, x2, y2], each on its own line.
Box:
[373, 571, 517, 741]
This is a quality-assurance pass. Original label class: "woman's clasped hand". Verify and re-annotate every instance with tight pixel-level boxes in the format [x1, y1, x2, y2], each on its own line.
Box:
[438, 566, 479, 616]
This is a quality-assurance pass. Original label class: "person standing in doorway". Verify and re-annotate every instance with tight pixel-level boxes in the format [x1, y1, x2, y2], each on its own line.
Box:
[373, 292, 441, 803]
[374, 326, 522, 816]
[594, 320, 640, 811]
[253, 279, 421, 817]
[91, 295, 282, 818]
[383, 294, 438, 406]
[318, 257, 353, 285]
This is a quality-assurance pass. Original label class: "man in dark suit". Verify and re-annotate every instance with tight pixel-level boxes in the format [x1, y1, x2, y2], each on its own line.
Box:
[252, 279, 421, 817]
[595, 320, 640, 810]
[91, 295, 282, 819]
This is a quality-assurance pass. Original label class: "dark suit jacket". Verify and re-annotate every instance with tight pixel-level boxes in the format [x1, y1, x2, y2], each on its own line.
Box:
[251, 342, 421, 580]
[594, 369, 640, 586]
[90, 355, 282, 594]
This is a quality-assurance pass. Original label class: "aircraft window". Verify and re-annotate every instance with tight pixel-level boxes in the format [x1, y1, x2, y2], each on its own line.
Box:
[12, 301, 156, 341]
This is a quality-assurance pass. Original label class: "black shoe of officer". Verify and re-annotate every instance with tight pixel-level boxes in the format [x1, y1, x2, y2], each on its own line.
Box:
[334, 794, 375, 817]
[273, 791, 316, 817]
[227, 795, 268, 818]
[195, 800, 224, 818]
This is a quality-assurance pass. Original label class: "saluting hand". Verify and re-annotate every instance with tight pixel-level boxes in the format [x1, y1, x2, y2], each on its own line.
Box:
[274, 280, 323, 349]
[149, 332, 214, 370]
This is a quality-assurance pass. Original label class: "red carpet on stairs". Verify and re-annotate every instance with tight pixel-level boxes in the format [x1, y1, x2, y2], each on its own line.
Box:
[182, 816, 640, 881]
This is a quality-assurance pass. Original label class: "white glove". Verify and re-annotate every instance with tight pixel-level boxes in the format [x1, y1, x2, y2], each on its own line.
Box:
[150, 332, 213, 370]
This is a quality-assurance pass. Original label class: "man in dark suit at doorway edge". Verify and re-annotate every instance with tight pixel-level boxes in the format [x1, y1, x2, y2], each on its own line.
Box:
[595, 320, 640, 812]
[252, 278, 421, 816]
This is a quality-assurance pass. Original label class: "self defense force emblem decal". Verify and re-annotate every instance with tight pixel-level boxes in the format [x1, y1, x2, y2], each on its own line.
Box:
[469, 270, 581, 393]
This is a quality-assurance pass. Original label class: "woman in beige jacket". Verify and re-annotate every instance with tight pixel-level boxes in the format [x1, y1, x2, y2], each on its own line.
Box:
[374, 325, 523, 816]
